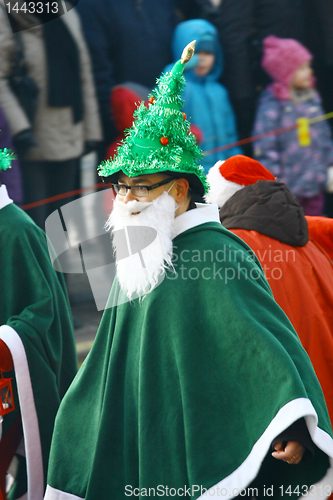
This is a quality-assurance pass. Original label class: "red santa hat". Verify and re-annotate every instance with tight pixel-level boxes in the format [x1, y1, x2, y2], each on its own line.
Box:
[205, 155, 276, 207]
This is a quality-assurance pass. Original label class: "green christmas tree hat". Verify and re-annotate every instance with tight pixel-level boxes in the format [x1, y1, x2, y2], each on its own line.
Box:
[0, 148, 14, 171]
[98, 41, 209, 196]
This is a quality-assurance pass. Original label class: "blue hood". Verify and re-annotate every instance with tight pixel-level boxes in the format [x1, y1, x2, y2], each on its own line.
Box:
[171, 19, 223, 82]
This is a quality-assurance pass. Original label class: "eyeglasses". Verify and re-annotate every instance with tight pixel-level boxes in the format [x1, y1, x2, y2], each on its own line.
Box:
[112, 178, 176, 197]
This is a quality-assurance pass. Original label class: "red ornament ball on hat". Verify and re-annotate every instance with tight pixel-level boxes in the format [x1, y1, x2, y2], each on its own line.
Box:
[149, 96, 155, 104]
[182, 113, 187, 121]
[160, 137, 169, 146]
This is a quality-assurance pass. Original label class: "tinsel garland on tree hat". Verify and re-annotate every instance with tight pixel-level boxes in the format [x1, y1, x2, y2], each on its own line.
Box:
[0, 147, 15, 171]
[98, 41, 209, 196]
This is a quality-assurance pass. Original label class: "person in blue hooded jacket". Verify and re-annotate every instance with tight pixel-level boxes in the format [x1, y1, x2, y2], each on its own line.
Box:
[163, 18, 242, 174]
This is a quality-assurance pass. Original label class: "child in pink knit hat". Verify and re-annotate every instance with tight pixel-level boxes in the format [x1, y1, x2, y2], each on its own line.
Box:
[252, 35, 333, 216]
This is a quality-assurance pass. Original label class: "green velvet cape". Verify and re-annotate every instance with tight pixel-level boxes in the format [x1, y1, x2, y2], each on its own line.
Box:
[46, 221, 333, 500]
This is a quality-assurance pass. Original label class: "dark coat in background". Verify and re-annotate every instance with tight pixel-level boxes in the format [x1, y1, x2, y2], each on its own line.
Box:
[76, 0, 185, 144]
[0, 106, 23, 205]
[302, 0, 333, 216]
[76, 0, 204, 146]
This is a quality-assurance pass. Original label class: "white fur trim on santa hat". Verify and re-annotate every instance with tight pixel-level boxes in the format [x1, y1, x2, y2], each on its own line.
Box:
[204, 161, 245, 208]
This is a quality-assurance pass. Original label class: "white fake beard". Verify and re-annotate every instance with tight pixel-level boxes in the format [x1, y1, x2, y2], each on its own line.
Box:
[106, 191, 177, 300]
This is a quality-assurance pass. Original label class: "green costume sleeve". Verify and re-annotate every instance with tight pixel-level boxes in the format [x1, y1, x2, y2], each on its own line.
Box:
[0, 203, 78, 499]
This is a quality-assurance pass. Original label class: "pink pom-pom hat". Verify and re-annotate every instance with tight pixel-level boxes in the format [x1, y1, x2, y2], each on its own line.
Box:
[261, 35, 313, 100]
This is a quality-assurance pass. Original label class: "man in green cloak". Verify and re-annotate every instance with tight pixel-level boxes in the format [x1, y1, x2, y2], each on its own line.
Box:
[45, 42, 333, 500]
[0, 148, 78, 499]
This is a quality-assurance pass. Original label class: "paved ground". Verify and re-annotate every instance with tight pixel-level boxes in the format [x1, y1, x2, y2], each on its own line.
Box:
[60, 152, 112, 364]
[68, 272, 103, 364]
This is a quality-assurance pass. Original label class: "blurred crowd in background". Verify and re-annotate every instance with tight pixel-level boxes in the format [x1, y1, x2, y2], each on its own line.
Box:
[0, 0, 333, 227]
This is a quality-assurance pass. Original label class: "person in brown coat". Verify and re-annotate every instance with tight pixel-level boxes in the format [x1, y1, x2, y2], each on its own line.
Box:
[0, 1, 102, 228]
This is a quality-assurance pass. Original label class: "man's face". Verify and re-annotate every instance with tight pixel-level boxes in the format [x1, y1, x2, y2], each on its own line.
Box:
[108, 173, 179, 300]
[116, 173, 176, 205]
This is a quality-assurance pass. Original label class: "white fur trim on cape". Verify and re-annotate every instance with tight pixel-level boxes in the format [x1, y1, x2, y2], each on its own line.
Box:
[205, 161, 245, 208]
[44, 485, 84, 500]
[0, 184, 13, 210]
[172, 203, 220, 240]
[198, 398, 333, 499]
[44, 399, 333, 500]
[0, 325, 44, 500]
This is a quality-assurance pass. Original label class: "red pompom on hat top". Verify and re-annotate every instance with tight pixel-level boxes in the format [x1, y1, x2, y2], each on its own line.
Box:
[218, 155, 276, 186]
